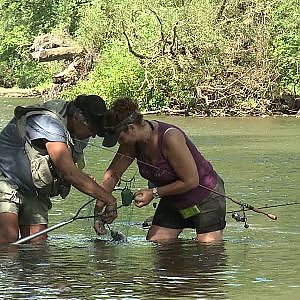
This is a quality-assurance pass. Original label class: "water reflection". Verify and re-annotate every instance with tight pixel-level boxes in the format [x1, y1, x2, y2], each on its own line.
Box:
[0, 243, 54, 299]
[151, 240, 228, 299]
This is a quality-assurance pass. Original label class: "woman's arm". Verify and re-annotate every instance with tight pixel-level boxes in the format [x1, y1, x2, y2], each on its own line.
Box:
[101, 144, 136, 192]
[94, 144, 135, 231]
[159, 128, 199, 195]
[134, 128, 199, 207]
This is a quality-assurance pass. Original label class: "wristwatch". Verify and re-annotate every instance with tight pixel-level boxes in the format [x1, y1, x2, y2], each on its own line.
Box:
[152, 187, 160, 199]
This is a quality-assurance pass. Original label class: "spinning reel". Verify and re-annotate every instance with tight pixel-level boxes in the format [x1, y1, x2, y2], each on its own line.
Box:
[231, 204, 249, 228]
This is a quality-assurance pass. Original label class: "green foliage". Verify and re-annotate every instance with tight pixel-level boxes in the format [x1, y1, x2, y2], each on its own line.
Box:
[56, 0, 90, 34]
[0, 0, 298, 114]
[0, 0, 87, 87]
[75, 0, 122, 51]
[61, 41, 144, 105]
[268, 0, 300, 93]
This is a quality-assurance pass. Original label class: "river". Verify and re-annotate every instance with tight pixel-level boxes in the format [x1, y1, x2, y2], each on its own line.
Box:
[0, 97, 299, 299]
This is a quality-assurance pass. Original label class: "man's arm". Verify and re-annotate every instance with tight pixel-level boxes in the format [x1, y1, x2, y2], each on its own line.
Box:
[94, 144, 135, 231]
[45, 141, 116, 205]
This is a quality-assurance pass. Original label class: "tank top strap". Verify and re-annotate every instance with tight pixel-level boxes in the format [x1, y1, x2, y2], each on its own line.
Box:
[156, 121, 169, 158]
[157, 121, 178, 153]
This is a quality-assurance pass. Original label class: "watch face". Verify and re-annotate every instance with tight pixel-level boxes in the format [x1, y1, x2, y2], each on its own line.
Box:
[152, 187, 159, 198]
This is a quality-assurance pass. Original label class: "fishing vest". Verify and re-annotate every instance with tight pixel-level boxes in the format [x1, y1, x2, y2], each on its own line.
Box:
[14, 100, 86, 199]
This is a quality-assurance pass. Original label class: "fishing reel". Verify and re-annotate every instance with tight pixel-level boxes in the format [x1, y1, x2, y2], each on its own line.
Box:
[231, 204, 249, 228]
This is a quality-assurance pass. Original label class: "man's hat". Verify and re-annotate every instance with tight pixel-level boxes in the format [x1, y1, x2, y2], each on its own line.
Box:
[73, 95, 107, 136]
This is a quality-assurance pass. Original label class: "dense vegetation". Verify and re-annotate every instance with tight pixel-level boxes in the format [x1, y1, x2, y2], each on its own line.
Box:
[0, 0, 299, 116]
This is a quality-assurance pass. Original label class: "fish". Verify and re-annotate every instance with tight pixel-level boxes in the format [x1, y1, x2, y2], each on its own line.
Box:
[109, 229, 127, 242]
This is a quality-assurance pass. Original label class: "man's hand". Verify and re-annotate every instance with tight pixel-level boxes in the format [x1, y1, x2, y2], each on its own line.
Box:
[94, 217, 106, 235]
[94, 200, 106, 235]
[93, 200, 118, 235]
[101, 202, 118, 224]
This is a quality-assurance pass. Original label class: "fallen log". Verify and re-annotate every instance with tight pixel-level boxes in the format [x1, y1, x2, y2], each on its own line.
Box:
[142, 108, 188, 115]
[30, 47, 85, 62]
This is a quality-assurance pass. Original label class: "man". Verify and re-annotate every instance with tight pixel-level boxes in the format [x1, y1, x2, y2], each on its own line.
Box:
[0, 94, 116, 245]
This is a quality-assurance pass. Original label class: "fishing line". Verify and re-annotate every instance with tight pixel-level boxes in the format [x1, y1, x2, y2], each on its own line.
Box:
[12, 185, 135, 245]
[16, 120, 288, 225]
[108, 176, 136, 240]
[81, 176, 136, 241]
[86, 140, 279, 223]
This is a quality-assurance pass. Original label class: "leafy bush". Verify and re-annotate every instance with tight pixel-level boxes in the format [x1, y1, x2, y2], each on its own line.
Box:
[61, 40, 144, 106]
[268, 0, 300, 94]
[0, 0, 85, 88]
[0, 0, 298, 114]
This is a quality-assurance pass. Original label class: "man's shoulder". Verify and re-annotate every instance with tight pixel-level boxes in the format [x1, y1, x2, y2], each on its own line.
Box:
[42, 99, 69, 114]
[28, 113, 63, 125]
[27, 114, 66, 141]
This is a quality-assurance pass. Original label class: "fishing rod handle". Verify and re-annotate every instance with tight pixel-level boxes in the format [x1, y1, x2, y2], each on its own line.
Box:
[266, 213, 277, 220]
[12, 219, 72, 245]
[253, 207, 277, 220]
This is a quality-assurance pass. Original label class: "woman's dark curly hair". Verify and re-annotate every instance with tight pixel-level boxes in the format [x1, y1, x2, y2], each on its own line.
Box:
[105, 97, 143, 128]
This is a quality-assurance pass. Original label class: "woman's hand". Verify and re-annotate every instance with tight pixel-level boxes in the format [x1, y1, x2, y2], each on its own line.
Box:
[134, 189, 153, 208]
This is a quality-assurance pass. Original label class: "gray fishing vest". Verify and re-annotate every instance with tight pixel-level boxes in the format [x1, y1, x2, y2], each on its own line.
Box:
[14, 100, 86, 198]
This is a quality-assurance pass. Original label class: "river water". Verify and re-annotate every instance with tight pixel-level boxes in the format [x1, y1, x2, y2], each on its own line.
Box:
[0, 98, 299, 299]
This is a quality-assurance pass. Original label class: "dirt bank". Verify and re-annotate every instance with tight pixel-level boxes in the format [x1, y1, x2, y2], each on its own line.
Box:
[0, 87, 42, 98]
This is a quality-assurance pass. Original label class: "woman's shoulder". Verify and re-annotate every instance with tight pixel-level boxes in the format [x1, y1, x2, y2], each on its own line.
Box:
[154, 120, 181, 132]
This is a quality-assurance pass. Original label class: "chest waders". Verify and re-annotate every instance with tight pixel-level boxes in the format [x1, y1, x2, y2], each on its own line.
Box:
[14, 100, 85, 199]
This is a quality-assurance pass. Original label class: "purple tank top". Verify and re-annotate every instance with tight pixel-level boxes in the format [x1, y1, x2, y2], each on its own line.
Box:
[136, 121, 217, 209]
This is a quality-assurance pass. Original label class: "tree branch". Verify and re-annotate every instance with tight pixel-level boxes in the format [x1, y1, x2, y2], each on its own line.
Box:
[122, 21, 151, 60]
[170, 21, 179, 56]
[216, 0, 228, 21]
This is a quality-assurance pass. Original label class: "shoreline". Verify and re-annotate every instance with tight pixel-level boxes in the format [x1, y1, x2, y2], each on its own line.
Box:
[0, 87, 42, 98]
[1, 87, 299, 117]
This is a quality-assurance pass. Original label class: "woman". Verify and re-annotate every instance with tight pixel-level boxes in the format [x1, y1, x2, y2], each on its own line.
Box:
[96, 97, 226, 243]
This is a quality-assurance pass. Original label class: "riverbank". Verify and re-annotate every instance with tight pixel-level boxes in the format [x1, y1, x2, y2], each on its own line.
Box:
[0, 87, 42, 98]
[1, 87, 299, 117]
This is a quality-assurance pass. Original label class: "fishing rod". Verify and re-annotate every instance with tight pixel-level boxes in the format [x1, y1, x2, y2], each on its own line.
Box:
[200, 185, 277, 220]
[228, 201, 299, 228]
[228, 201, 300, 214]
[139, 201, 299, 229]
[12, 186, 135, 245]
[21, 125, 279, 225]
[87, 141, 279, 224]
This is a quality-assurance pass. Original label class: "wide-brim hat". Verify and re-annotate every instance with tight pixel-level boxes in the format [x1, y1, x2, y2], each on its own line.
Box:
[73, 95, 107, 136]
